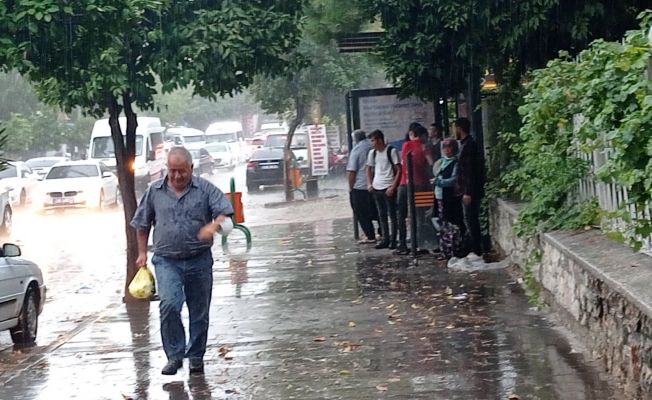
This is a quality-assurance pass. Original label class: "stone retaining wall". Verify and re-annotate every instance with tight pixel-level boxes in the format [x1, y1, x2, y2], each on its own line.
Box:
[492, 199, 652, 398]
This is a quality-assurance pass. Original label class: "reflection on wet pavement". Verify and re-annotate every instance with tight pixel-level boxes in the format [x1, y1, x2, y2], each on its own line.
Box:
[0, 215, 620, 399]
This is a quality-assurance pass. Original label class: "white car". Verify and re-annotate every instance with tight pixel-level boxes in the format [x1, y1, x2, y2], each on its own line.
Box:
[0, 243, 46, 345]
[25, 157, 69, 180]
[0, 162, 38, 207]
[204, 143, 235, 169]
[37, 161, 120, 211]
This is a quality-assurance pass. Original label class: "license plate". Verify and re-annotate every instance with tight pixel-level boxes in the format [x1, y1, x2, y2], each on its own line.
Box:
[53, 198, 74, 205]
[261, 165, 278, 170]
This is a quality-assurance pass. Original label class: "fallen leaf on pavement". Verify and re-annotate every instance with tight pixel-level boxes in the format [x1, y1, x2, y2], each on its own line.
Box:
[508, 395, 521, 400]
[348, 321, 357, 327]
[313, 336, 327, 342]
[224, 352, 234, 360]
[376, 384, 388, 392]
[339, 370, 351, 376]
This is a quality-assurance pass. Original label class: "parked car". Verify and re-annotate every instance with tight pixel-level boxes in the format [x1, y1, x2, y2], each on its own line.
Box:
[0, 162, 38, 207]
[26, 157, 69, 180]
[246, 148, 295, 192]
[0, 190, 12, 236]
[189, 148, 214, 177]
[0, 242, 46, 345]
[36, 161, 119, 211]
[264, 133, 310, 172]
[204, 143, 235, 169]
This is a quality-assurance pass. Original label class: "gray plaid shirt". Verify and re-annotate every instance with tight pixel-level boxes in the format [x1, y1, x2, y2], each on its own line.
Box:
[130, 176, 234, 258]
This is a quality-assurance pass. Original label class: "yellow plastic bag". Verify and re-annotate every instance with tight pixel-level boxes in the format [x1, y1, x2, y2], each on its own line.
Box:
[128, 266, 156, 299]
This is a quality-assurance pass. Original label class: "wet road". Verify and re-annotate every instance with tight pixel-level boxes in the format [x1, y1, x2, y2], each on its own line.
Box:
[0, 166, 349, 354]
[0, 214, 620, 399]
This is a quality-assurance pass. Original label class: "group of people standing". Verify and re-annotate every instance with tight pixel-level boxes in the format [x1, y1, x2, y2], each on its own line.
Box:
[347, 117, 485, 260]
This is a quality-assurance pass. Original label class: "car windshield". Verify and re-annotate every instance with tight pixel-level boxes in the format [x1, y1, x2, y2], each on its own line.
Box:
[0, 166, 17, 179]
[206, 133, 236, 143]
[46, 165, 99, 179]
[92, 135, 144, 158]
[26, 159, 62, 168]
[206, 143, 229, 153]
[265, 134, 308, 149]
[184, 135, 205, 143]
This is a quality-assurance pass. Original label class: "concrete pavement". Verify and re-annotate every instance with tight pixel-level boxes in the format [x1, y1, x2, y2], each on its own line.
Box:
[0, 218, 620, 399]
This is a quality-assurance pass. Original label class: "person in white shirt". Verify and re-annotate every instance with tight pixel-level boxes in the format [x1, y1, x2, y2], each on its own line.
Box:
[366, 130, 402, 249]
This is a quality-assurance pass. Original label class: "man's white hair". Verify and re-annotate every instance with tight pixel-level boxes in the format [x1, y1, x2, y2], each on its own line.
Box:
[167, 146, 193, 165]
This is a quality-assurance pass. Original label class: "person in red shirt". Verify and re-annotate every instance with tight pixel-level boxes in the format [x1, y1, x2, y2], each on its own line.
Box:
[394, 123, 433, 255]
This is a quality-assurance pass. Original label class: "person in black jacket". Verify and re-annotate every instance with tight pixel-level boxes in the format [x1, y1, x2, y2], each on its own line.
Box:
[454, 118, 485, 257]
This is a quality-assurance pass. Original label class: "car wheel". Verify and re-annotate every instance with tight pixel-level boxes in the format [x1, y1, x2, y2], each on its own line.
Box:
[247, 183, 259, 193]
[114, 188, 121, 207]
[98, 190, 105, 211]
[10, 286, 39, 345]
[0, 206, 11, 235]
[19, 189, 26, 207]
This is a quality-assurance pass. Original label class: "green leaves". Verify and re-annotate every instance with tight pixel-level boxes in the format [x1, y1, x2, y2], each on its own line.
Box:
[502, 22, 652, 249]
[0, 1, 304, 116]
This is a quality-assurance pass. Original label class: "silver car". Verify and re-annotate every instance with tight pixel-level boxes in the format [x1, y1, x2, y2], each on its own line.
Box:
[0, 243, 46, 345]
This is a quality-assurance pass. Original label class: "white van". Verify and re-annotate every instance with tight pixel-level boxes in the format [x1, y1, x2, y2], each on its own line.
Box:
[164, 127, 206, 150]
[205, 121, 246, 162]
[89, 117, 166, 193]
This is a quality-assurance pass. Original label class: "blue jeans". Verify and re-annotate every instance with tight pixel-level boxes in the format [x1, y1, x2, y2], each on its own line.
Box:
[151, 251, 214, 362]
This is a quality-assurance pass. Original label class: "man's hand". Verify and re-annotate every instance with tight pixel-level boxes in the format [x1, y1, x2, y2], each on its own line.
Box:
[463, 194, 472, 206]
[136, 252, 148, 268]
[197, 215, 228, 241]
[367, 184, 374, 193]
[198, 222, 218, 241]
[386, 186, 396, 197]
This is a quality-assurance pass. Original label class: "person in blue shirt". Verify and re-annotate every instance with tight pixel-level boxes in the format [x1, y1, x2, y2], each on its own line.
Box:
[131, 147, 234, 376]
[346, 130, 376, 243]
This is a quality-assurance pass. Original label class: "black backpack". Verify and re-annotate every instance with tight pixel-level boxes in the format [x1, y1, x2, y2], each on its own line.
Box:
[373, 146, 396, 173]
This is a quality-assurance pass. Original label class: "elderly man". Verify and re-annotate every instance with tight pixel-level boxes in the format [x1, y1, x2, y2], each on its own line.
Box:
[131, 146, 234, 375]
[347, 129, 376, 244]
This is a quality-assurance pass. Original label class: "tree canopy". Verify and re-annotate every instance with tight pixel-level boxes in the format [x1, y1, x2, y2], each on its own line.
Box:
[355, 0, 650, 99]
[0, 0, 305, 300]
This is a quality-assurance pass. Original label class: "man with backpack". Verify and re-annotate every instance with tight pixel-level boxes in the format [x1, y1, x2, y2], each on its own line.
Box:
[366, 130, 402, 250]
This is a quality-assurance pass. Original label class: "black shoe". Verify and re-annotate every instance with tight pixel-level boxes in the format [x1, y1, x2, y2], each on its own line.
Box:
[393, 247, 410, 256]
[375, 242, 389, 249]
[161, 359, 183, 375]
[189, 358, 204, 374]
[388, 241, 398, 250]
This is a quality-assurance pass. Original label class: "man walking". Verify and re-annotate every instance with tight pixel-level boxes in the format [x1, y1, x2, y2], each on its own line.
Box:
[347, 129, 376, 244]
[454, 118, 485, 257]
[367, 130, 401, 249]
[131, 146, 234, 375]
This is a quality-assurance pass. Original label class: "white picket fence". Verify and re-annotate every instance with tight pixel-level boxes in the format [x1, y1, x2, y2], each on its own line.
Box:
[577, 148, 652, 256]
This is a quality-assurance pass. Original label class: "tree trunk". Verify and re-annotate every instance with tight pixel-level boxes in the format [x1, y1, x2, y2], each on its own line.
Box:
[284, 99, 306, 202]
[108, 93, 140, 303]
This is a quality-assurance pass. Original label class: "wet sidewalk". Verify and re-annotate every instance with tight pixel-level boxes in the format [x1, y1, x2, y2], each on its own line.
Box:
[0, 219, 619, 399]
